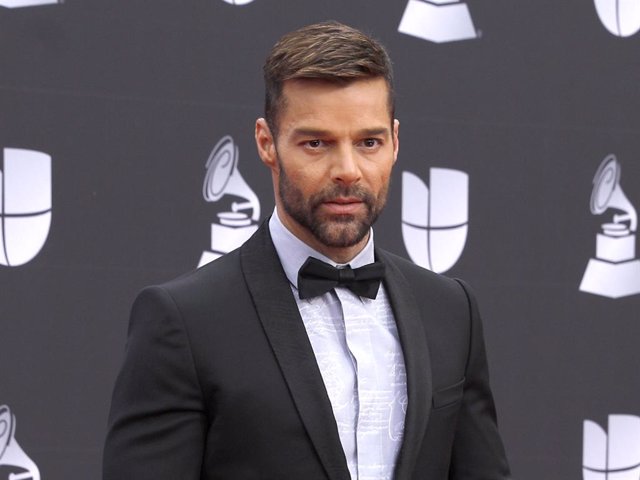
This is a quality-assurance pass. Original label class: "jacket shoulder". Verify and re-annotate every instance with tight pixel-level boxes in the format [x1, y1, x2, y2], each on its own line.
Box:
[143, 249, 244, 307]
[377, 248, 465, 296]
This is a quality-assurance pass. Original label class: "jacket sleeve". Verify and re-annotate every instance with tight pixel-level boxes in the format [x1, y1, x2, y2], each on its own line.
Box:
[103, 286, 207, 480]
[449, 279, 511, 480]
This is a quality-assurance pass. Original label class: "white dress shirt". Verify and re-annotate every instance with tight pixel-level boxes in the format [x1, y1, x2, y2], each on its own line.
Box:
[269, 210, 407, 480]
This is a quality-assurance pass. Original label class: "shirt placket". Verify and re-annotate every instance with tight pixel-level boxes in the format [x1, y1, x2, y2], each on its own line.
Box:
[337, 288, 396, 480]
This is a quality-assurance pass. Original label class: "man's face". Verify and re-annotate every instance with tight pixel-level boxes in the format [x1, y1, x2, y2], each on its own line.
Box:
[256, 77, 399, 261]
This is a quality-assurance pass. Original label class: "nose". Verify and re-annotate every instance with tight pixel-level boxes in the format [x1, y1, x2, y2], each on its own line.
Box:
[331, 146, 361, 185]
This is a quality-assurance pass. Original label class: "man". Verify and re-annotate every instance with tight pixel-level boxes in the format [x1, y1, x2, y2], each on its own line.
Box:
[103, 21, 511, 480]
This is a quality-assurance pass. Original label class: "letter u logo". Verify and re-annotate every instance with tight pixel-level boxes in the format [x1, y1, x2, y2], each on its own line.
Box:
[583, 415, 640, 479]
[401, 168, 468, 273]
[0, 0, 59, 7]
[0, 148, 52, 267]
[594, 0, 640, 37]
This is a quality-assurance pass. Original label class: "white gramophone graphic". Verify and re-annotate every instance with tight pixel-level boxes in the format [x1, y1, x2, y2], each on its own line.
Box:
[401, 168, 468, 273]
[594, 0, 640, 38]
[221, 0, 256, 5]
[579, 154, 640, 298]
[0, 405, 40, 480]
[0, 148, 52, 267]
[0, 0, 59, 7]
[583, 414, 640, 480]
[398, 0, 477, 44]
[198, 135, 261, 267]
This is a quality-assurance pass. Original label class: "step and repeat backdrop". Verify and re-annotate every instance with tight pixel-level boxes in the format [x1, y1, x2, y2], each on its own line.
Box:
[2, 0, 640, 478]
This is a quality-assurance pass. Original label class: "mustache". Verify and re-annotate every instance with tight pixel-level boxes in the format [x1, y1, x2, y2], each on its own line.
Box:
[310, 184, 376, 206]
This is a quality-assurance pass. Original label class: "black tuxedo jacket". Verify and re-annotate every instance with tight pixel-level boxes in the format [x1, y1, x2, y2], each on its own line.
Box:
[103, 223, 510, 479]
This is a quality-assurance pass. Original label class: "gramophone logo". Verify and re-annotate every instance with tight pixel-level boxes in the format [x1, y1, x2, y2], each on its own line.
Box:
[0, 148, 52, 267]
[401, 168, 468, 273]
[583, 414, 640, 479]
[198, 135, 261, 267]
[579, 154, 640, 298]
[0, 405, 40, 480]
[0, 0, 59, 7]
[221, 0, 256, 5]
[594, 0, 640, 37]
[398, 0, 477, 43]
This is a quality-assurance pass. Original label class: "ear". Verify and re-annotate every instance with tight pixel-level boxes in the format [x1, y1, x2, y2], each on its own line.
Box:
[392, 119, 400, 163]
[255, 118, 278, 171]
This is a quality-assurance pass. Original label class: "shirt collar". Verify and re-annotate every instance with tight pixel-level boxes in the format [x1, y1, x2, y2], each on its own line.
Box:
[269, 208, 376, 289]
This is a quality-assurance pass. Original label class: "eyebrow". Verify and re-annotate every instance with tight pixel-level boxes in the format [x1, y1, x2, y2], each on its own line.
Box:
[359, 128, 391, 137]
[291, 127, 391, 138]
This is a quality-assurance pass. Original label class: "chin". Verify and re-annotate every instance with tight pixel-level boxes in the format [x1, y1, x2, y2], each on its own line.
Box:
[315, 220, 369, 249]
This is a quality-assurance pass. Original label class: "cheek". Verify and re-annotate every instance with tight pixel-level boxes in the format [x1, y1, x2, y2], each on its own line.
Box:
[293, 168, 327, 191]
[281, 168, 317, 197]
[366, 165, 393, 189]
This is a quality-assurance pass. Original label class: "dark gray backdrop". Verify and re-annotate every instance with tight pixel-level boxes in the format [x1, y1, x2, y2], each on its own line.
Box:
[2, 1, 639, 478]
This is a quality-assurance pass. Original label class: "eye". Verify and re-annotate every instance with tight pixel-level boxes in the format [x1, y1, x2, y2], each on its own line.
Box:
[362, 138, 381, 148]
[301, 139, 324, 149]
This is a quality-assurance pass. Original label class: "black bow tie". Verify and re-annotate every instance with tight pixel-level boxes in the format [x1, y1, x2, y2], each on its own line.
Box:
[297, 257, 385, 300]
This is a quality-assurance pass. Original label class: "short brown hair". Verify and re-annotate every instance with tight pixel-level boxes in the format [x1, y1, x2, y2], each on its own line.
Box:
[263, 21, 395, 136]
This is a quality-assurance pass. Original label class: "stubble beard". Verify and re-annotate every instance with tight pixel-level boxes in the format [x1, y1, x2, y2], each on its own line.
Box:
[277, 156, 389, 249]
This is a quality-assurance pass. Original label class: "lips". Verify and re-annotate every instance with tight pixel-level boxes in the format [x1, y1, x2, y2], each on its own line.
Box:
[322, 197, 365, 215]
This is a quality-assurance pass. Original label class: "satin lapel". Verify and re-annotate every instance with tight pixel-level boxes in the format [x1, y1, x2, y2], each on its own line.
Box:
[240, 224, 351, 480]
[376, 249, 432, 480]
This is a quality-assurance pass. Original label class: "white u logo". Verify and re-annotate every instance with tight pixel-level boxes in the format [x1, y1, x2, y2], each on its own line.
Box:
[0, 0, 59, 7]
[594, 0, 640, 37]
[0, 148, 52, 267]
[401, 168, 469, 273]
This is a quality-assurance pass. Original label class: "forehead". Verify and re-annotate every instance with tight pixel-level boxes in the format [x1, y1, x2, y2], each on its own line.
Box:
[277, 77, 393, 133]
